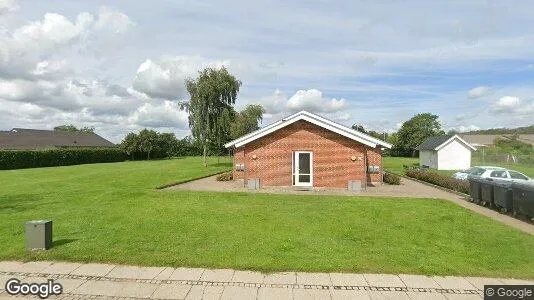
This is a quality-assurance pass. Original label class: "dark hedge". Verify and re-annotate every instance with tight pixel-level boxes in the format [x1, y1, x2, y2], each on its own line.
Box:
[0, 148, 127, 170]
[406, 169, 470, 194]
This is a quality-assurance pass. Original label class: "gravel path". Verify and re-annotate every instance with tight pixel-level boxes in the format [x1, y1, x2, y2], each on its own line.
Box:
[167, 175, 534, 235]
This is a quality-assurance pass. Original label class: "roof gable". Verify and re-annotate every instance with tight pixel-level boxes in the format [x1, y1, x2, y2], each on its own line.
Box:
[416, 134, 476, 151]
[224, 111, 392, 149]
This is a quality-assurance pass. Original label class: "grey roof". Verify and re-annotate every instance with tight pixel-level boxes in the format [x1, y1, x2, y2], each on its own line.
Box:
[0, 128, 115, 150]
[415, 135, 453, 151]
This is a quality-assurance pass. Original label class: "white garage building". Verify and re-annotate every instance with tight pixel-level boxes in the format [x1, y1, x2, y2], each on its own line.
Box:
[416, 135, 476, 170]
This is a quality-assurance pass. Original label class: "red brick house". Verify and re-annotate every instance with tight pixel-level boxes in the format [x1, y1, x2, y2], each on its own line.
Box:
[224, 111, 392, 190]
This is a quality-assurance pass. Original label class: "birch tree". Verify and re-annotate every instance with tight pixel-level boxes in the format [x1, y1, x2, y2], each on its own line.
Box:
[181, 67, 241, 166]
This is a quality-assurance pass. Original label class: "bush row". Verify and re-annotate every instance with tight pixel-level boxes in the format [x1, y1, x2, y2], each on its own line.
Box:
[406, 170, 470, 194]
[216, 171, 233, 181]
[383, 172, 401, 185]
[0, 148, 127, 170]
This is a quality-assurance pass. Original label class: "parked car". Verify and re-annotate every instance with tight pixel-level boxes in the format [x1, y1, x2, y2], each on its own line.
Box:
[460, 167, 533, 183]
[452, 166, 505, 180]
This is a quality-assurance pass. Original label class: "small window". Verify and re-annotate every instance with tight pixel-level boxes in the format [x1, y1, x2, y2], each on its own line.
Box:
[509, 171, 528, 180]
[490, 170, 508, 178]
[471, 168, 485, 176]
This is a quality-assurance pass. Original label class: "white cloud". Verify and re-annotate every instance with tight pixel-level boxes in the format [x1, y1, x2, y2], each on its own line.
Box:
[447, 125, 480, 132]
[259, 89, 347, 116]
[0, 79, 42, 101]
[491, 96, 534, 115]
[128, 101, 189, 129]
[286, 89, 346, 113]
[132, 59, 188, 99]
[467, 86, 491, 99]
[131, 55, 281, 100]
[258, 89, 287, 114]
[0, 0, 18, 16]
[92, 6, 134, 34]
[0, 6, 133, 81]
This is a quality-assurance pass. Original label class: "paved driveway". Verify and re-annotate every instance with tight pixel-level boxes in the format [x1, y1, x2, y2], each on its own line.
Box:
[3, 261, 533, 299]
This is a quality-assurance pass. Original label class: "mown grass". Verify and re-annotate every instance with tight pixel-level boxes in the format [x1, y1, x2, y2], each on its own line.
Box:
[383, 157, 418, 174]
[1, 156, 534, 278]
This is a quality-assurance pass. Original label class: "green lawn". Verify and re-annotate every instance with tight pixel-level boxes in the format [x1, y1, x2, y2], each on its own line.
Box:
[383, 157, 418, 174]
[1, 157, 534, 278]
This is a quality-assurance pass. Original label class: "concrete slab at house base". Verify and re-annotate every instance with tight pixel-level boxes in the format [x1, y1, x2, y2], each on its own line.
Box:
[167, 175, 534, 235]
[2, 260, 532, 299]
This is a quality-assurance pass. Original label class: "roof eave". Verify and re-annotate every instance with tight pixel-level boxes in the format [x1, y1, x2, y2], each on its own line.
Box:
[224, 111, 392, 149]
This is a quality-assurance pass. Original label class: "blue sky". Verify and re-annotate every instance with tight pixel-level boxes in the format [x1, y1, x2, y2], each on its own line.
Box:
[1, 0, 533, 142]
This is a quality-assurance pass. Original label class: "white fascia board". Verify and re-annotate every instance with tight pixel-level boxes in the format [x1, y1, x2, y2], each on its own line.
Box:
[233, 114, 377, 148]
[224, 111, 303, 148]
[434, 135, 477, 151]
[302, 111, 392, 148]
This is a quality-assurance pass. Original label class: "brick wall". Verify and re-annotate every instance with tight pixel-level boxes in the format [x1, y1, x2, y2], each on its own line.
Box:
[232, 148, 245, 180]
[233, 120, 383, 188]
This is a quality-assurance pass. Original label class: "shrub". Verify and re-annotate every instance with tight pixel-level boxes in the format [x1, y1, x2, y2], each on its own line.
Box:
[216, 171, 233, 181]
[406, 170, 469, 194]
[0, 148, 127, 170]
[383, 172, 401, 185]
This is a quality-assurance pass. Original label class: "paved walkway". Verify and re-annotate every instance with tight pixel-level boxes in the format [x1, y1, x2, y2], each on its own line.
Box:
[1, 261, 533, 299]
[168, 176, 534, 236]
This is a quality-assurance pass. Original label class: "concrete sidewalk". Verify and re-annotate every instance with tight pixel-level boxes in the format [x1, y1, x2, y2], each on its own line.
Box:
[1, 261, 533, 299]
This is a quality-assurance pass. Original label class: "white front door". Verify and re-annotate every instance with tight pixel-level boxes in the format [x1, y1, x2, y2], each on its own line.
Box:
[293, 151, 313, 186]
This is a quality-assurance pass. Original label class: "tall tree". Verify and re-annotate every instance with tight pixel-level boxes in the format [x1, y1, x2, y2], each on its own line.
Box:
[396, 113, 445, 156]
[230, 104, 265, 139]
[351, 124, 386, 140]
[181, 67, 241, 166]
[54, 124, 95, 133]
[121, 132, 139, 160]
[120, 130, 179, 160]
[137, 129, 159, 160]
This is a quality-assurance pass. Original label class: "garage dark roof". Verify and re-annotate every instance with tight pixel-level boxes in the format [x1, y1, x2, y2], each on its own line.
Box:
[0, 128, 115, 150]
[415, 135, 453, 151]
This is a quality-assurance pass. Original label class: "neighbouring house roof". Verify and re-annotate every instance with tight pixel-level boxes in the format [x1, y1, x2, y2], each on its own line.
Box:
[416, 134, 476, 151]
[224, 111, 392, 149]
[459, 134, 534, 147]
[0, 128, 115, 150]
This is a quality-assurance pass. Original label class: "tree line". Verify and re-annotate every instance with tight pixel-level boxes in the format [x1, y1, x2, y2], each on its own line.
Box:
[116, 102, 265, 161]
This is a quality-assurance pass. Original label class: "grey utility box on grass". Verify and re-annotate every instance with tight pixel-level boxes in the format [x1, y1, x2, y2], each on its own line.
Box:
[247, 178, 260, 190]
[348, 180, 362, 192]
[26, 220, 52, 250]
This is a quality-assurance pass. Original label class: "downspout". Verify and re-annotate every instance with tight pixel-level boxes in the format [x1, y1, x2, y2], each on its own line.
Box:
[243, 147, 246, 188]
[230, 146, 234, 181]
[363, 148, 368, 190]
[380, 148, 384, 185]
